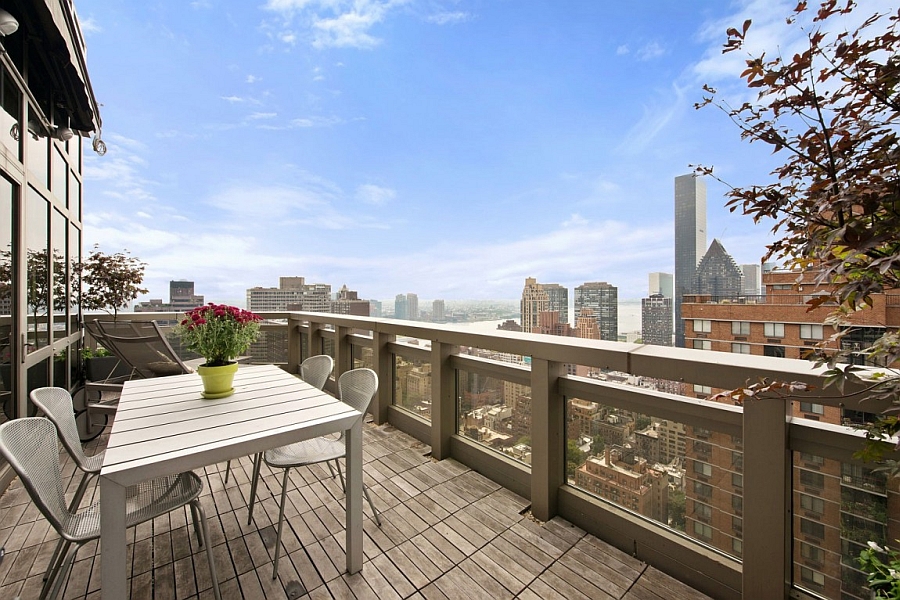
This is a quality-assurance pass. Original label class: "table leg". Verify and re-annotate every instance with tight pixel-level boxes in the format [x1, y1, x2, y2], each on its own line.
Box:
[345, 418, 363, 573]
[100, 476, 127, 598]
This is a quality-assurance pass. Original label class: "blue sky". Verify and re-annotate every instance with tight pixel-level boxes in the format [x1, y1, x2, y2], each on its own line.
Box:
[74, 0, 851, 305]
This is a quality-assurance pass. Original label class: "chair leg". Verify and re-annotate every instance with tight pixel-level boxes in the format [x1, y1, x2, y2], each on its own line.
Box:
[335, 459, 345, 492]
[192, 499, 222, 600]
[224, 460, 232, 484]
[67, 472, 95, 513]
[40, 541, 78, 600]
[272, 467, 291, 580]
[189, 502, 203, 547]
[41, 539, 71, 599]
[247, 453, 263, 526]
[363, 485, 382, 527]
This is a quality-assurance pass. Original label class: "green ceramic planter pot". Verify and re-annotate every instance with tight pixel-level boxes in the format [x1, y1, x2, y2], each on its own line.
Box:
[197, 362, 238, 399]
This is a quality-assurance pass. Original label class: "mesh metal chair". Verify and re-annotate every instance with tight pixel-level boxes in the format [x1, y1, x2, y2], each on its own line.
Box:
[248, 367, 381, 578]
[0, 417, 221, 600]
[224, 355, 334, 484]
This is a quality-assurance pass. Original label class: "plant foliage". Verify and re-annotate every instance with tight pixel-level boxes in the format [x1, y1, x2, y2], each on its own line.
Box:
[78, 245, 148, 319]
[174, 303, 262, 367]
[697, 1, 900, 470]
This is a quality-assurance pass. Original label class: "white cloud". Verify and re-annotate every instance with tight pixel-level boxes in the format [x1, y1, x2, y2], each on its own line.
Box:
[427, 11, 471, 25]
[636, 41, 665, 61]
[248, 112, 278, 120]
[221, 95, 246, 103]
[356, 184, 395, 206]
[263, 0, 410, 50]
[616, 44, 629, 55]
[79, 17, 102, 34]
[246, 74, 260, 84]
[617, 83, 687, 155]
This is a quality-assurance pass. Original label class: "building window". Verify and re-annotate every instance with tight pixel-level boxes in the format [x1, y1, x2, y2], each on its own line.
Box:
[693, 481, 713, 498]
[692, 521, 712, 541]
[693, 339, 711, 351]
[732, 343, 750, 354]
[732, 494, 743, 514]
[799, 566, 825, 587]
[693, 460, 712, 477]
[800, 518, 825, 539]
[694, 319, 711, 333]
[732, 538, 743, 556]
[764, 322, 785, 337]
[731, 321, 750, 335]
[799, 402, 824, 415]
[764, 345, 785, 358]
[732, 473, 743, 489]
[693, 384, 712, 394]
[800, 452, 825, 466]
[800, 324, 824, 340]
[799, 493, 825, 515]
[800, 542, 824, 564]
[694, 501, 711, 520]
[732, 451, 743, 470]
[799, 469, 825, 488]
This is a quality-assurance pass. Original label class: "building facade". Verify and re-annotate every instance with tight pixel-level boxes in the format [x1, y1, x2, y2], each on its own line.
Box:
[641, 294, 673, 346]
[649, 272, 674, 298]
[694, 239, 743, 299]
[674, 174, 707, 347]
[135, 280, 204, 315]
[246, 277, 331, 312]
[574, 281, 618, 342]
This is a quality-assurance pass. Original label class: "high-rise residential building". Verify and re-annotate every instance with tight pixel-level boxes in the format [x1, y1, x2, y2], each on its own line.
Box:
[694, 239, 743, 299]
[648, 272, 674, 299]
[674, 174, 707, 347]
[680, 267, 900, 599]
[394, 294, 408, 319]
[574, 282, 618, 342]
[641, 294, 673, 346]
[520, 277, 550, 333]
[740, 263, 761, 296]
[246, 277, 331, 312]
[135, 280, 204, 321]
[407, 293, 419, 321]
[542, 283, 569, 325]
[432, 299, 446, 322]
[369, 299, 383, 317]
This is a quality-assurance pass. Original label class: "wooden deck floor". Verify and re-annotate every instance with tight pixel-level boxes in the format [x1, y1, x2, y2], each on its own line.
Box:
[0, 420, 712, 600]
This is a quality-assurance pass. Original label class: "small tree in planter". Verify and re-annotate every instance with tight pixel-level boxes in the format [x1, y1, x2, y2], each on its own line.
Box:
[78, 245, 148, 320]
[78, 245, 148, 380]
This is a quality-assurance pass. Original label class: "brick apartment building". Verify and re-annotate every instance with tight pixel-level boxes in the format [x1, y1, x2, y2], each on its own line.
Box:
[679, 267, 900, 599]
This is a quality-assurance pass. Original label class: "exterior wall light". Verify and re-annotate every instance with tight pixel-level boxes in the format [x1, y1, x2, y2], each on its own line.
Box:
[0, 10, 19, 36]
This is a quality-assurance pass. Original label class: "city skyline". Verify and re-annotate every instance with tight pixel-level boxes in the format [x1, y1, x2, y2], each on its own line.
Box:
[76, 0, 848, 305]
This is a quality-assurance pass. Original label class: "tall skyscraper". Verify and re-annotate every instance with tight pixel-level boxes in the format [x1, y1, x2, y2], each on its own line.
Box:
[674, 174, 707, 347]
[407, 293, 419, 321]
[740, 263, 761, 296]
[394, 294, 408, 319]
[695, 240, 743, 299]
[520, 277, 549, 333]
[432, 299, 445, 322]
[574, 282, 618, 342]
[641, 294, 673, 346]
[542, 283, 569, 325]
[648, 272, 674, 298]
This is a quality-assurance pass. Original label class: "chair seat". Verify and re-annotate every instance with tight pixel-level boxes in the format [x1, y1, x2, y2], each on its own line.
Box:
[60, 472, 203, 543]
[264, 436, 344, 468]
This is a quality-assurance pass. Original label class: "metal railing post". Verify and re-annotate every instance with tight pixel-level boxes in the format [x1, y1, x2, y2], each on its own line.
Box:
[370, 330, 394, 425]
[742, 396, 791, 599]
[430, 341, 456, 460]
[531, 358, 565, 521]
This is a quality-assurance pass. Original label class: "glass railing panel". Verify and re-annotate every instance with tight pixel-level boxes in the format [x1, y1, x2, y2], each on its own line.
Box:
[458, 369, 530, 462]
[791, 451, 897, 600]
[566, 395, 744, 559]
[394, 354, 431, 421]
[248, 326, 288, 364]
[351, 343, 372, 370]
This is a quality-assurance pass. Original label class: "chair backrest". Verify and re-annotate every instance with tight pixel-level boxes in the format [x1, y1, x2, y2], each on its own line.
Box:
[93, 320, 192, 379]
[300, 355, 333, 391]
[338, 368, 378, 415]
[0, 417, 71, 533]
[29, 387, 92, 472]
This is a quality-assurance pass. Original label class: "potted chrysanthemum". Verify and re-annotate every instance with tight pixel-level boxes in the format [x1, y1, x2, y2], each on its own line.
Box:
[174, 303, 262, 398]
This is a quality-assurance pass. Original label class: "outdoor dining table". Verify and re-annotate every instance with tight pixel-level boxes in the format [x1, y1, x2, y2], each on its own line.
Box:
[99, 363, 364, 598]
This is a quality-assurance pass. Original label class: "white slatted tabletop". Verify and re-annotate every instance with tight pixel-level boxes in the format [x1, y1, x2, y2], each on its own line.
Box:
[99, 364, 365, 598]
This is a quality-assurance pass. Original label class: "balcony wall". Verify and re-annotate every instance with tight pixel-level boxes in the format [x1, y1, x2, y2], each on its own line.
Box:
[70, 311, 900, 599]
